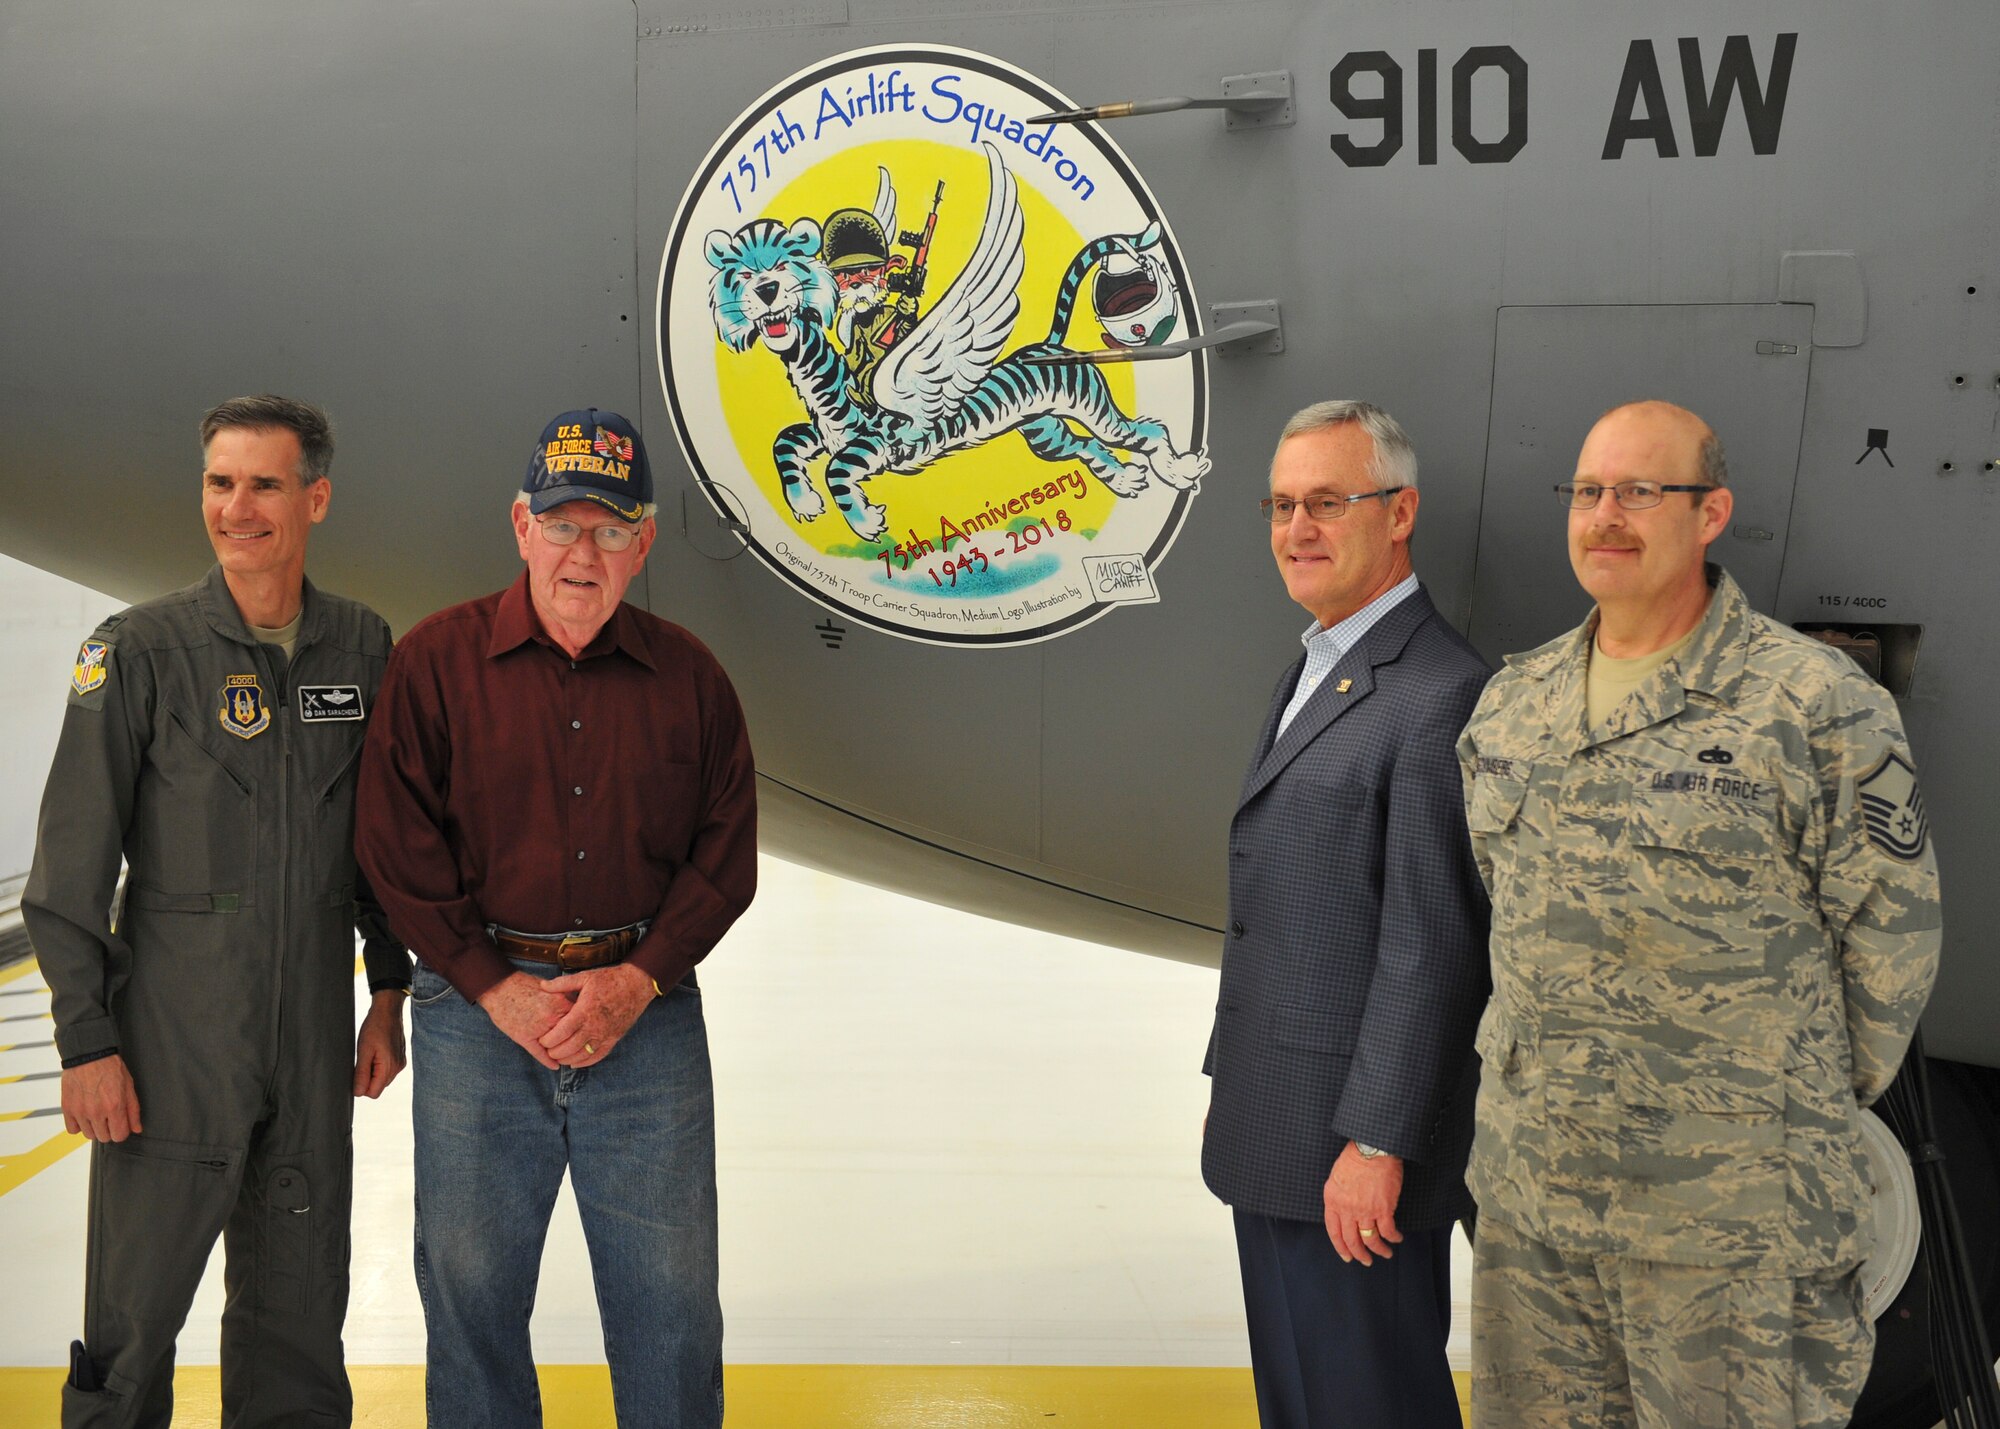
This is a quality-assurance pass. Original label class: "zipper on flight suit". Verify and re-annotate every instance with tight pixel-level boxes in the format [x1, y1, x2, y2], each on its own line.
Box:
[255, 638, 292, 1110]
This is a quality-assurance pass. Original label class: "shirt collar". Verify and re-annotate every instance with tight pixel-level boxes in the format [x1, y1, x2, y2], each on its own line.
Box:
[487, 570, 657, 670]
[198, 564, 328, 650]
[1297, 571, 1421, 655]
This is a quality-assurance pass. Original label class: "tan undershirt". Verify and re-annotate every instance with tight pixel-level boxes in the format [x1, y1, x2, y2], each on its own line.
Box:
[248, 610, 303, 662]
[1586, 625, 1696, 729]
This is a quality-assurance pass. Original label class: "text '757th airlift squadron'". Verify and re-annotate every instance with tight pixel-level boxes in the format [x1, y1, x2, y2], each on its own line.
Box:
[659, 46, 1211, 647]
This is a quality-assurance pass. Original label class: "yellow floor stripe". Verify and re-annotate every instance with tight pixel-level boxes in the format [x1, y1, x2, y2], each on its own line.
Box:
[0, 1365, 1474, 1426]
[0, 958, 39, 988]
[0, 1127, 85, 1198]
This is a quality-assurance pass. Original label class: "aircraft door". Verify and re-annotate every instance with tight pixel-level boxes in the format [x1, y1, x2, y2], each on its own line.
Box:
[1466, 303, 1814, 661]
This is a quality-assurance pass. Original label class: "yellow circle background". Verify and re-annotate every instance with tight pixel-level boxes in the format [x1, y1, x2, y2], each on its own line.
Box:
[714, 138, 1137, 560]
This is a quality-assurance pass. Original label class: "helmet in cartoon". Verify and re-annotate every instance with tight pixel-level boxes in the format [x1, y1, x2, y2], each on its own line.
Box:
[1094, 241, 1179, 349]
[821, 208, 893, 272]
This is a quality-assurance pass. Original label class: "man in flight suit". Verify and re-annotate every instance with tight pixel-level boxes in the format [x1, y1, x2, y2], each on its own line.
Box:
[25, 395, 411, 1427]
[1459, 401, 1942, 1428]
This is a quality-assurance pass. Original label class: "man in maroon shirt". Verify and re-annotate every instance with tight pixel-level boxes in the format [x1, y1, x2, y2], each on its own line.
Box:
[356, 408, 756, 1429]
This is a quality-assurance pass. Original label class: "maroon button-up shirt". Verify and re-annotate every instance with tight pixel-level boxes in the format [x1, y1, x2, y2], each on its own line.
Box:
[355, 573, 757, 1002]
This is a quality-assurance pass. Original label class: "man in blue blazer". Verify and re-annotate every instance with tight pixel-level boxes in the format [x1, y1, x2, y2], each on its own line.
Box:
[1203, 400, 1493, 1428]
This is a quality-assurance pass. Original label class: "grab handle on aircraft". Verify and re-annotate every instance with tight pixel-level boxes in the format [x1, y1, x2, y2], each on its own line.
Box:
[1022, 302, 1284, 365]
[1028, 71, 1293, 131]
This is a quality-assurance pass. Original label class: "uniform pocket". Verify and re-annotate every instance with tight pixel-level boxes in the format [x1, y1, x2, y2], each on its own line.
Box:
[133, 711, 258, 898]
[1626, 796, 1779, 973]
[1472, 1000, 1518, 1077]
[93, 1136, 239, 1322]
[1612, 1042, 1786, 1236]
[1466, 775, 1531, 910]
[309, 735, 366, 894]
[1466, 776, 1527, 835]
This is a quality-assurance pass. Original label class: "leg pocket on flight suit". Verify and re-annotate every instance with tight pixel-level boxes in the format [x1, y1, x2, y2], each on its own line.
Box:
[261, 1165, 316, 1313]
[257, 1140, 355, 1317]
[60, 1365, 144, 1427]
[93, 1136, 238, 1322]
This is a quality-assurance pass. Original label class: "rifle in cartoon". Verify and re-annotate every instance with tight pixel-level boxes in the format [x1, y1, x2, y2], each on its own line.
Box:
[879, 180, 944, 349]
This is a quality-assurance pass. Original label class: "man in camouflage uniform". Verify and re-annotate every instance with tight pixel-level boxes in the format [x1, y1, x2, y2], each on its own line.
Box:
[1458, 400, 1941, 1428]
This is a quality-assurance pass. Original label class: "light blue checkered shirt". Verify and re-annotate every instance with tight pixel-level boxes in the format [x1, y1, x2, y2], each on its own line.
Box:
[1274, 573, 1422, 739]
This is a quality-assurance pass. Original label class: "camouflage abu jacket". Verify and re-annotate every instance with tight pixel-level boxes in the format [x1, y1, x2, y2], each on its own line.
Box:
[1457, 567, 1941, 1271]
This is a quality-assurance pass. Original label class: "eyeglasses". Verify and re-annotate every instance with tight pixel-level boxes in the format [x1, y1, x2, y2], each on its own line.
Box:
[1259, 487, 1406, 523]
[535, 515, 641, 552]
[1555, 481, 1714, 510]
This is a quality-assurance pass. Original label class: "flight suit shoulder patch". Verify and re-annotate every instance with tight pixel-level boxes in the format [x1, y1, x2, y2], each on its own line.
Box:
[69, 635, 115, 707]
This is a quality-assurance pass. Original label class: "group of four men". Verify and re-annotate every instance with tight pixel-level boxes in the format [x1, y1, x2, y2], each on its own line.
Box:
[26, 389, 1937, 1429]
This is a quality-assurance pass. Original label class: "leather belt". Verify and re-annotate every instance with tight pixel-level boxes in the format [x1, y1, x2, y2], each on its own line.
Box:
[490, 925, 642, 971]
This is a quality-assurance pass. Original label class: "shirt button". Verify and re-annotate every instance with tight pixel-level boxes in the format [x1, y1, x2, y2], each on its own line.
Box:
[573, 918, 584, 927]
[573, 786, 583, 796]
[571, 720, 582, 730]
[1231, 920, 1246, 938]
[576, 850, 586, 860]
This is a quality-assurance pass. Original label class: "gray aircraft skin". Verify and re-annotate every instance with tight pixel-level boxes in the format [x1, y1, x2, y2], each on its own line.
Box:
[3, 2, 1996, 1420]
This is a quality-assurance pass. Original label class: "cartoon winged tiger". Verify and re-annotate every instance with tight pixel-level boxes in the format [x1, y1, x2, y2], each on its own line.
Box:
[704, 142, 1208, 542]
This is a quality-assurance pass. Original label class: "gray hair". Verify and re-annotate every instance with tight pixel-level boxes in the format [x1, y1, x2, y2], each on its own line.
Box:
[513, 490, 658, 521]
[200, 394, 333, 485]
[1276, 400, 1418, 490]
[1696, 431, 1729, 488]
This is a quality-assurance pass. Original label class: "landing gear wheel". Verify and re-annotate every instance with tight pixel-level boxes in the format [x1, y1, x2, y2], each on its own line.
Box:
[1852, 1057, 2000, 1429]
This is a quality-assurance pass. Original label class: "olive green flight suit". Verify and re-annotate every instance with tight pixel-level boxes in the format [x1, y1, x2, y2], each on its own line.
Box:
[24, 566, 407, 1429]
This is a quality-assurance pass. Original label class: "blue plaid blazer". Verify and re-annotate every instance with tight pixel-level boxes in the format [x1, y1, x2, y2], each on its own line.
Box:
[1202, 586, 1493, 1228]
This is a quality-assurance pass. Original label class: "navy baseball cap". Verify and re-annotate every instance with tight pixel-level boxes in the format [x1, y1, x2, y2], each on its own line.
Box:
[523, 408, 652, 521]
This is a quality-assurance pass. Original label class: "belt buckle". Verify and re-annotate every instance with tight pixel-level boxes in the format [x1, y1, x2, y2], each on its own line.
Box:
[557, 931, 593, 972]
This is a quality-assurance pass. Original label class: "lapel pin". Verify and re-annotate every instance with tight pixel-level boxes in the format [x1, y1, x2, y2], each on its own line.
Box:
[1336, 678, 1352, 693]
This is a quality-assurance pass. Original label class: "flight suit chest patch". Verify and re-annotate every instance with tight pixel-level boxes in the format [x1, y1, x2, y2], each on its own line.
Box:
[218, 674, 271, 739]
[297, 684, 365, 722]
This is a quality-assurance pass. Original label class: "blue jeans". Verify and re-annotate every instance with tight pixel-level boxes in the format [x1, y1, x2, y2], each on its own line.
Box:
[410, 959, 722, 1429]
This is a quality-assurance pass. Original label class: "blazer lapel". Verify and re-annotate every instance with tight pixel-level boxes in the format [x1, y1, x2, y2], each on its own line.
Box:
[1239, 655, 1302, 805]
[1238, 587, 1438, 809]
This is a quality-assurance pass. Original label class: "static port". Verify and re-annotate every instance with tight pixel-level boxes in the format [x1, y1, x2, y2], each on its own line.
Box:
[1953, 374, 1968, 387]
[1940, 461, 1956, 474]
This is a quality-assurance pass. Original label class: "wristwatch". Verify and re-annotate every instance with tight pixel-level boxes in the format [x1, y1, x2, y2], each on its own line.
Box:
[1355, 1142, 1388, 1159]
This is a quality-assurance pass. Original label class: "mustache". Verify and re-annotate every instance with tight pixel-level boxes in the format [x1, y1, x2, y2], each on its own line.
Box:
[1582, 529, 1642, 550]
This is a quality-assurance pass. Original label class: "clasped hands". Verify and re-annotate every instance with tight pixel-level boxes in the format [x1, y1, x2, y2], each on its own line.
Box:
[475, 964, 656, 1070]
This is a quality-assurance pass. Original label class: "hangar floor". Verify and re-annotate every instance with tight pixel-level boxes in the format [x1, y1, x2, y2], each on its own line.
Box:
[0, 855, 1473, 1426]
